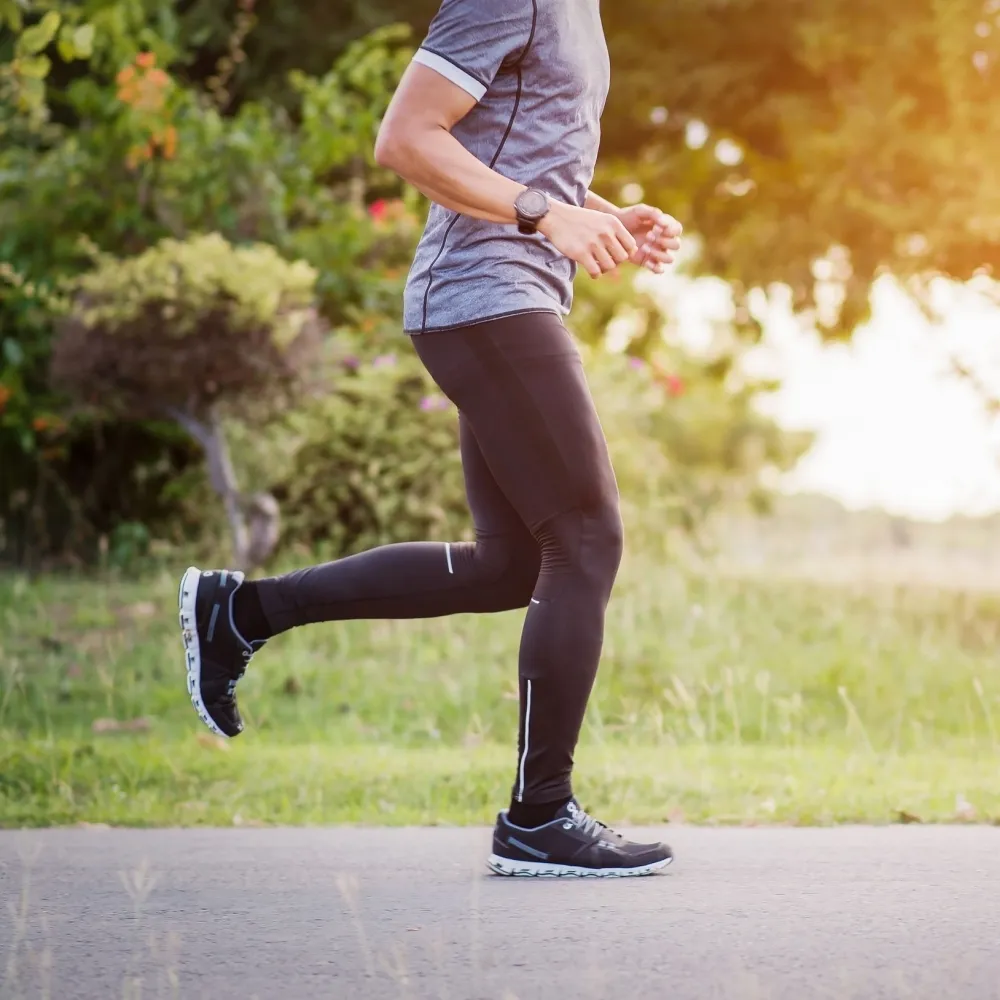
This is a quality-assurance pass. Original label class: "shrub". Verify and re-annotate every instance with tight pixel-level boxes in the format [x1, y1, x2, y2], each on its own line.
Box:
[51, 234, 323, 414]
[50, 233, 326, 569]
[272, 344, 470, 559]
[0, 26, 413, 566]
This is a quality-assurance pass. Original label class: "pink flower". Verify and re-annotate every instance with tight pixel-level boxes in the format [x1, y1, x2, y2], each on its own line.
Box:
[368, 199, 389, 223]
[665, 374, 685, 397]
[372, 353, 396, 369]
[629, 357, 645, 370]
[420, 395, 450, 412]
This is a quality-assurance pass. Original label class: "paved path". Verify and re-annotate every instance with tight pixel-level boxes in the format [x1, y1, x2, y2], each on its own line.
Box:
[1, 826, 999, 1000]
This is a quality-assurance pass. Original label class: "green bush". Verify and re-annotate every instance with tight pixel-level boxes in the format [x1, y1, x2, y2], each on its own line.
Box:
[272, 344, 470, 559]
[587, 349, 807, 540]
[51, 234, 324, 421]
[0, 419, 200, 570]
[0, 27, 413, 565]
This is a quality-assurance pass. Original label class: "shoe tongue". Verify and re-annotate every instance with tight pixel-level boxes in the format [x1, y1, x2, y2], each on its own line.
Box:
[556, 798, 586, 823]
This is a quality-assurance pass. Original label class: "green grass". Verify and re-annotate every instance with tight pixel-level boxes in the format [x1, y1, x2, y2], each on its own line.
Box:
[3, 551, 1000, 827]
[4, 740, 1000, 828]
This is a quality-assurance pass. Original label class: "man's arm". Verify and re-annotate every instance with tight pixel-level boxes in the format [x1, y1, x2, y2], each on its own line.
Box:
[374, 64, 637, 279]
[375, 0, 638, 277]
[584, 191, 622, 217]
[374, 63, 529, 225]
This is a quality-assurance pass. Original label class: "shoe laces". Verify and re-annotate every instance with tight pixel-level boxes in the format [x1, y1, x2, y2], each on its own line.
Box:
[241, 639, 265, 666]
[228, 641, 264, 691]
[565, 801, 608, 839]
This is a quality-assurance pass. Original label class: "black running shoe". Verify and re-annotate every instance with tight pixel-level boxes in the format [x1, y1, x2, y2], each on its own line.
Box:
[488, 799, 672, 878]
[177, 566, 262, 738]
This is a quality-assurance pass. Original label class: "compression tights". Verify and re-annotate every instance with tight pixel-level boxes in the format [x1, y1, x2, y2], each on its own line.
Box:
[243, 313, 624, 809]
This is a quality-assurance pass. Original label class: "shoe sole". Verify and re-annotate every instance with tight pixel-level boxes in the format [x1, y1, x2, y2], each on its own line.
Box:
[178, 566, 228, 739]
[486, 854, 672, 878]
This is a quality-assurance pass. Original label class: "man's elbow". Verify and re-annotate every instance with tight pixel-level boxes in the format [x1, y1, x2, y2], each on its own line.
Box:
[374, 124, 411, 172]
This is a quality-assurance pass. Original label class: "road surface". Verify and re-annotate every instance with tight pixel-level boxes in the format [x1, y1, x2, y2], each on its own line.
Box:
[1, 825, 998, 1000]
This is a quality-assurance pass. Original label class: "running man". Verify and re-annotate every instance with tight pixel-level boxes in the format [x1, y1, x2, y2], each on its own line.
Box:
[178, 0, 683, 878]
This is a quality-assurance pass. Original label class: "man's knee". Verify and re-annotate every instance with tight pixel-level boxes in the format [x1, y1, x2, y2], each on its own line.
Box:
[474, 534, 541, 609]
[586, 502, 624, 581]
[535, 502, 623, 589]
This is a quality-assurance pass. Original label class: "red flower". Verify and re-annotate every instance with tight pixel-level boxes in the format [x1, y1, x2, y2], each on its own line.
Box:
[368, 199, 388, 223]
[651, 363, 686, 398]
[136, 51, 156, 69]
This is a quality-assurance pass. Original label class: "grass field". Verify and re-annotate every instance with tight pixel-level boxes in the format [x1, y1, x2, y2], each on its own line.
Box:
[3, 543, 1000, 828]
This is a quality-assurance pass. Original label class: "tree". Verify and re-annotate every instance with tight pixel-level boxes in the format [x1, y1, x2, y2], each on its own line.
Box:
[188, 0, 439, 110]
[597, 0, 1000, 335]
[50, 234, 326, 569]
[0, 4, 829, 565]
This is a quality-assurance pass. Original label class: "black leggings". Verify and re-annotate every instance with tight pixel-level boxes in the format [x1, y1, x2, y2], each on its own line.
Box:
[256, 313, 624, 804]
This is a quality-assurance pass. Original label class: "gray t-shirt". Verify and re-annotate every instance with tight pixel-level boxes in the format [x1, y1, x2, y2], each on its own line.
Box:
[402, 0, 610, 334]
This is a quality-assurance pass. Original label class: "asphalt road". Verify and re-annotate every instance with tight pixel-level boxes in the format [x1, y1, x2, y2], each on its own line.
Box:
[1, 825, 999, 1000]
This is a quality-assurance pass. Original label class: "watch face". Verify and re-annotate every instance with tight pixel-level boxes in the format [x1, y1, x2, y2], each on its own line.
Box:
[517, 189, 548, 220]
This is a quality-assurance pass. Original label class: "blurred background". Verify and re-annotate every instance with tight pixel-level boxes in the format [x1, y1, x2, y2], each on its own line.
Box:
[2, 0, 1000, 830]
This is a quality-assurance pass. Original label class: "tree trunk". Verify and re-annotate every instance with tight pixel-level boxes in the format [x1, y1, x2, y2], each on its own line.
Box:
[204, 413, 251, 569]
[167, 406, 250, 569]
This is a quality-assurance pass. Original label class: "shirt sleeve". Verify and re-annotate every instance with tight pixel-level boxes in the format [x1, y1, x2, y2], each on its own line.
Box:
[412, 0, 535, 103]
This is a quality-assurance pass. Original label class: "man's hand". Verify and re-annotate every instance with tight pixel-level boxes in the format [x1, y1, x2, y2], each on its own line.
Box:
[539, 203, 638, 280]
[616, 204, 683, 274]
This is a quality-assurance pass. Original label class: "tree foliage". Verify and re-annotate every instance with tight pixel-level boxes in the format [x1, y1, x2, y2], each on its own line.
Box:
[51, 233, 324, 420]
[599, 0, 1000, 335]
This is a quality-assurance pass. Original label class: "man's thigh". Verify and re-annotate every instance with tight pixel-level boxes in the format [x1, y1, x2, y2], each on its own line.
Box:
[459, 414, 536, 545]
[414, 313, 618, 532]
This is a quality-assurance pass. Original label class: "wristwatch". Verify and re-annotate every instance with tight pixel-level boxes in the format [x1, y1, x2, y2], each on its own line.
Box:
[514, 188, 550, 235]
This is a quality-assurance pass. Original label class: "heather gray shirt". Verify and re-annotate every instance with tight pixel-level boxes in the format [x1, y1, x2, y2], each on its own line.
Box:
[402, 0, 610, 334]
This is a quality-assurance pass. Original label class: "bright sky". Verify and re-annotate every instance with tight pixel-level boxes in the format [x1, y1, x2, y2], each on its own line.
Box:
[652, 268, 1000, 523]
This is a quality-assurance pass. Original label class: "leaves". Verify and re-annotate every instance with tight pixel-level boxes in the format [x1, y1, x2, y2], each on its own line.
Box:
[0, 0, 23, 30]
[15, 54, 50, 79]
[598, 0, 1000, 333]
[58, 22, 95, 61]
[16, 10, 61, 55]
[2, 339, 25, 368]
[3, 5, 97, 125]
[0, 0, 24, 31]
[50, 234, 326, 422]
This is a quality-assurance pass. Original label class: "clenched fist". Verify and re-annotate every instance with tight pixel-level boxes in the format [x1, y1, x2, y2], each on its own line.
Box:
[539, 203, 638, 280]
[616, 204, 683, 274]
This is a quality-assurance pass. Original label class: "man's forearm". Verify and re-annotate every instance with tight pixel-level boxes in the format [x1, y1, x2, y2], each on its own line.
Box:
[377, 125, 532, 225]
[584, 190, 621, 217]
[379, 123, 626, 227]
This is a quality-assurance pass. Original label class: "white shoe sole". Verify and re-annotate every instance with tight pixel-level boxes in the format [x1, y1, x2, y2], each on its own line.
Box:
[178, 566, 228, 739]
[486, 854, 672, 878]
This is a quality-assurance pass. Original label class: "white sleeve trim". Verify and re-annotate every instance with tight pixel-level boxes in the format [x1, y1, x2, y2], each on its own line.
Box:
[413, 48, 488, 101]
